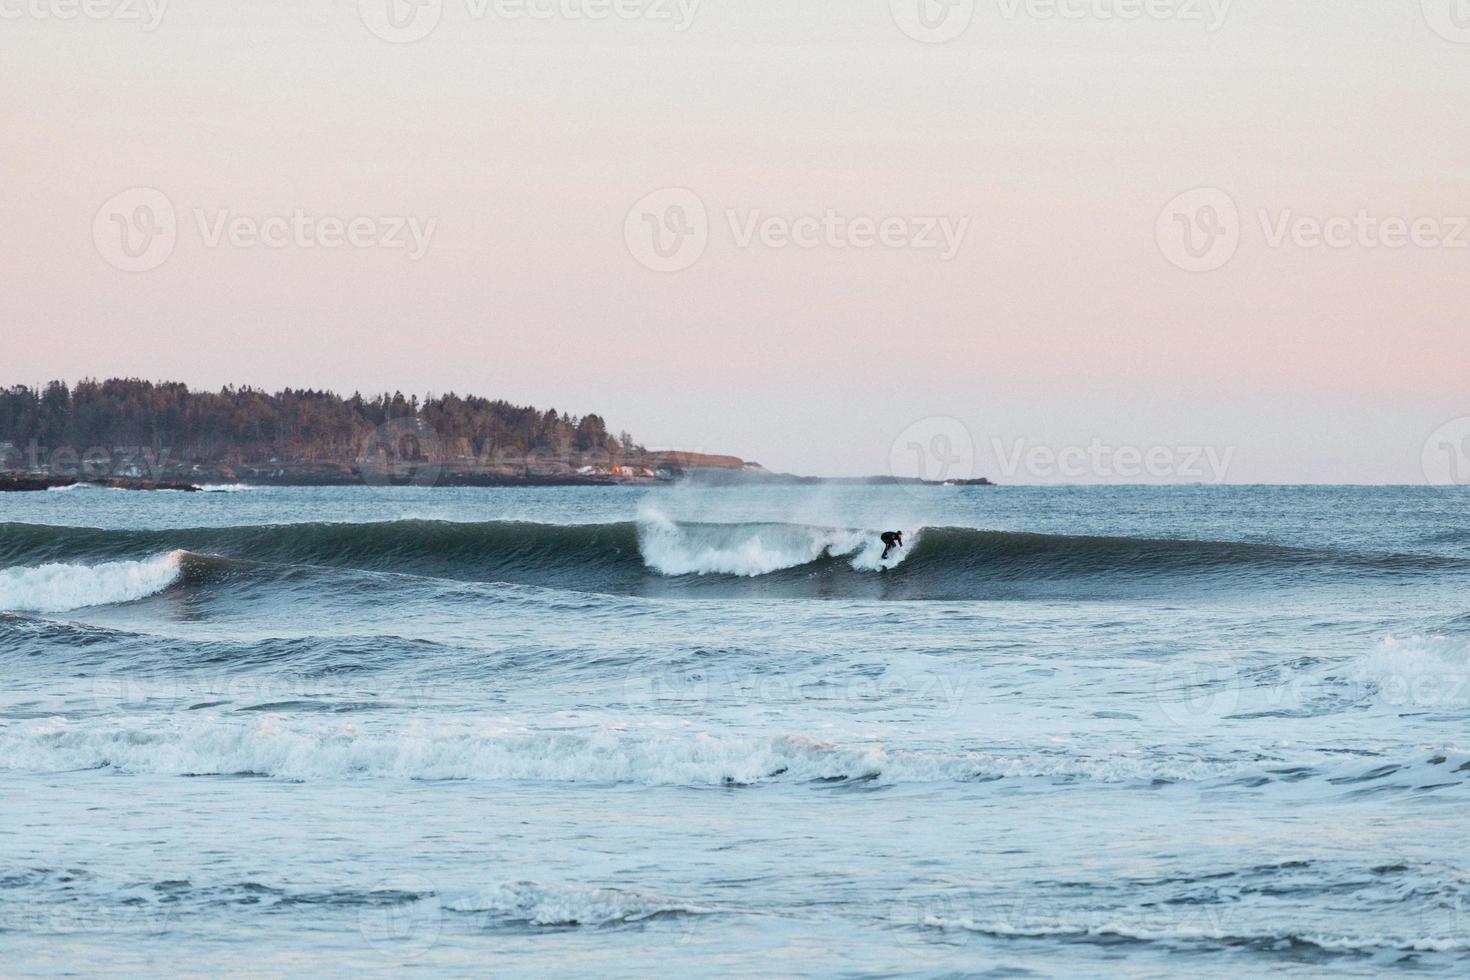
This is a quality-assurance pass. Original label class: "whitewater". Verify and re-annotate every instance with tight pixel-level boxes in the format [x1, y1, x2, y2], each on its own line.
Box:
[3, 484, 1470, 977]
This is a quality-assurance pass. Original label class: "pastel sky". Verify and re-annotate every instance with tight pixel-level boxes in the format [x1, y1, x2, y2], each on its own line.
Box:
[3, 0, 1467, 481]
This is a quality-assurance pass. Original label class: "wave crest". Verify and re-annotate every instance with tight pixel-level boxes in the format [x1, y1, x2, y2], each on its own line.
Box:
[0, 552, 185, 614]
[638, 510, 911, 576]
[11, 717, 1468, 792]
[1349, 634, 1470, 710]
[0, 519, 1461, 601]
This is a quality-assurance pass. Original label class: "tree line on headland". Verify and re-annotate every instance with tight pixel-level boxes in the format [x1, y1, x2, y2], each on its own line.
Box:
[0, 378, 628, 459]
[0, 378, 707, 487]
[0, 379, 982, 490]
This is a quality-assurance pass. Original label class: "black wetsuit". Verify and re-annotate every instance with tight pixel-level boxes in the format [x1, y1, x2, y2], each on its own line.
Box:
[880, 531, 902, 559]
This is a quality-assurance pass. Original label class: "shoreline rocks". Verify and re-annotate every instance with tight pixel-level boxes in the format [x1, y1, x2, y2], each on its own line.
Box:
[0, 475, 202, 493]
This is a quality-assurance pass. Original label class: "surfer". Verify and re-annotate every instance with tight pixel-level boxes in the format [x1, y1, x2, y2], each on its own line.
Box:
[880, 530, 904, 560]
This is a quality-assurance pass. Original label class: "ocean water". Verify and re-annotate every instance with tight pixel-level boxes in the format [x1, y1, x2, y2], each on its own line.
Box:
[2, 484, 1469, 977]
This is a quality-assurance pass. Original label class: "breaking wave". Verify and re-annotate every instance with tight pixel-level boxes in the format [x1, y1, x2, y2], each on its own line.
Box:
[6, 718, 1469, 793]
[1347, 634, 1470, 710]
[45, 483, 127, 493]
[0, 518, 1462, 602]
[0, 551, 185, 614]
[638, 510, 909, 576]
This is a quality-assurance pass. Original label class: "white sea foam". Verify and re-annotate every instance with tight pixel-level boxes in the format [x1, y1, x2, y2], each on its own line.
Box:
[446, 881, 713, 926]
[0, 718, 1312, 786]
[45, 483, 189, 493]
[907, 912, 1470, 955]
[1349, 634, 1470, 709]
[0, 721, 894, 783]
[0, 552, 185, 614]
[636, 506, 917, 576]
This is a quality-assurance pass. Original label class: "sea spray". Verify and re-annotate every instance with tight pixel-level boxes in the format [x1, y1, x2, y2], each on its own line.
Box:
[1349, 634, 1470, 710]
[637, 506, 903, 576]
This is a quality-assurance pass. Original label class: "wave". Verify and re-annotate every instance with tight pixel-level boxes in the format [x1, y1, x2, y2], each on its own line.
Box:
[0, 723, 916, 785]
[639, 511, 908, 576]
[0, 551, 185, 614]
[7, 717, 1469, 793]
[0, 867, 713, 935]
[0, 519, 1462, 602]
[44, 483, 190, 493]
[898, 912, 1470, 956]
[445, 881, 715, 927]
[1347, 634, 1470, 710]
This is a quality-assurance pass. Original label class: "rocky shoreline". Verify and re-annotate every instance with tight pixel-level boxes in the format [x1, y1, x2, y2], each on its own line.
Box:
[0, 470, 631, 492]
[1, 448, 992, 491]
[1, 469, 993, 492]
[0, 475, 204, 493]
